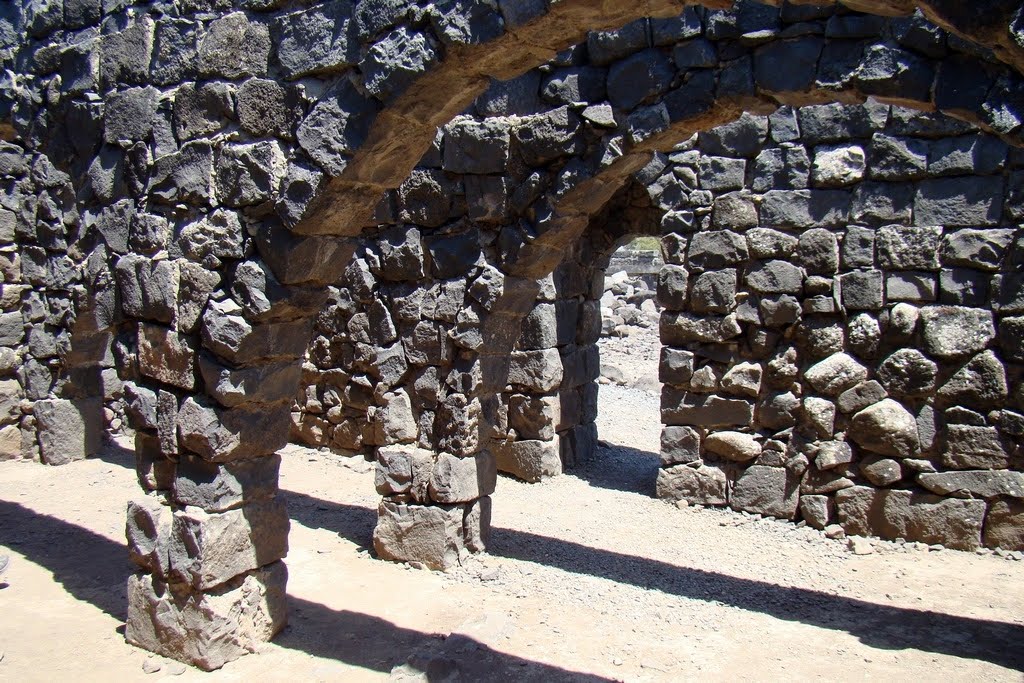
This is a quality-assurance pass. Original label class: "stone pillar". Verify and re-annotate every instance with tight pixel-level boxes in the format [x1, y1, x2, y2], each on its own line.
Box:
[370, 266, 538, 569]
[122, 256, 320, 668]
[492, 266, 603, 482]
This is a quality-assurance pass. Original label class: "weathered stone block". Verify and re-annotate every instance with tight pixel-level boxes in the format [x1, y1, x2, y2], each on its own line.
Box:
[660, 312, 742, 345]
[493, 438, 561, 482]
[429, 451, 497, 504]
[34, 398, 103, 465]
[660, 425, 701, 466]
[173, 454, 281, 512]
[920, 306, 995, 359]
[839, 270, 883, 310]
[169, 498, 289, 591]
[914, 177, 1005, 227]
[984, 499, 1024, 550]
[507, 349, 562, 392]
[662, 388, 754, 428]
[731, 465, 798, 519]
[848, 399, 920, 458]
[177, 398, 291, 462]
[373, 500, 465, 570]
[656, 463, 729, 506]
[835, 486, 985, 550]
[805, 352, 868, 396]
[800, 494, 833, 529]
[918, 471, 1024, 500]
[126, 561, 287, 671]
[127, 495, 172, 576]
[704, 430, 761, 462]
[443, 118, 510, 174]
[940, 425, 1008, 470]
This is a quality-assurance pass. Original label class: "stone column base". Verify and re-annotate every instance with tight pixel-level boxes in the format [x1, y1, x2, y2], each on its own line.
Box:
[125, 561, 288, 671]
[373, 497, 491, 570]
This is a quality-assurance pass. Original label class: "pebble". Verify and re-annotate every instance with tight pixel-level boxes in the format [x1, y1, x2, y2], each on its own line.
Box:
[167, 662, 187, 676]
[848, 537, 874, 555]
[824, 524, 846, 540]
[142, 658, 161, 674]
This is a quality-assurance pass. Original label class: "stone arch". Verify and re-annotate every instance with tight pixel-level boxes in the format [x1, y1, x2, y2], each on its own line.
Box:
[2, 0, 1024, 672]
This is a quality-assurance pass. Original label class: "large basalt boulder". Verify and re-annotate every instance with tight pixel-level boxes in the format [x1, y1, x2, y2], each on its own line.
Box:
[703, 430, 761, 462]
[848, 398, 920, 458]
[804, 352, 868, 396]
[656, 463, 729, 506]
[730, 465, 799, 519]
[373, 500, 465, 570]
[126, 562, 287, 671]
[835, 486, 986, 550]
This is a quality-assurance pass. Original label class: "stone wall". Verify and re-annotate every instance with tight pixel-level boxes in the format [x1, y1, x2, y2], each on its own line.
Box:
[651, 104, 1024, 552]
[293, 96, 1024, 557]
[5, 0, 1024, 669]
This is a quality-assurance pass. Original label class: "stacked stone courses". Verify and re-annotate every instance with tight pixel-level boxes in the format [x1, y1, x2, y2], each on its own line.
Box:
[3, 0, 1024, 670]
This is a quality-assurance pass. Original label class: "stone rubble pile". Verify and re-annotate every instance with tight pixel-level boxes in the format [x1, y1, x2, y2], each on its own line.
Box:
[599, 269, 660, 337]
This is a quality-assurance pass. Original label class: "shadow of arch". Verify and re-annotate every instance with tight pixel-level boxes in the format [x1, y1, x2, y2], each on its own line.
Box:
[61, 445, 1024, 672]
[282, 493, 1024, 673]
[0, 497, 605, 681]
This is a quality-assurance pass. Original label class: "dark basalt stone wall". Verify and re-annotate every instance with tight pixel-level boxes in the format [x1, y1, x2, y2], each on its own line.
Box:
[2, 0, 1024, 670]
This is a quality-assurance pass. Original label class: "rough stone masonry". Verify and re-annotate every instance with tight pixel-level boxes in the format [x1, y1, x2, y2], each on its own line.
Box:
[1, 0, 1024, 670]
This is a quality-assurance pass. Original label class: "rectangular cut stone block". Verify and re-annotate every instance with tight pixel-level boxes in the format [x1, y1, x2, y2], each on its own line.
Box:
[169, 498, 289, 590]
[941, 425, 1008, 469]
[373, 500, 466, 570]
[839, 270, 883, 310]
[661, 425, 701, 465]
[662, 387, 753, 427]
[428, 451, 497, 504]
[34, 398, 103, 465]
[914, 177, 1004, 227]
[173, 454, 281, 512]
[835, 485, 985, 550]
[127, 496, 172, 576]
[760, 189, 850, 228]
[507, 349, 563, 392]
[126, 561, 287, 671]
[560, 422, 596, 468]
[375, 445, 435, 502]
[918, 470, 1024, 500]
[493, 438, 562, 482]
[138, 323, 197, 390]
[508, 394, 558, 440]
[463, 496, 491, 553]
[177, 398, 292, 462]
[731, 465, 799, 519]
[984, 499, 1024, 551]
[656, 464, 729, 505]
[886, 272, 936, 302]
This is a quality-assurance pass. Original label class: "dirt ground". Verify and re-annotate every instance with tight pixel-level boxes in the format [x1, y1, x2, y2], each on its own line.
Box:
[1, 335, 1024, 681]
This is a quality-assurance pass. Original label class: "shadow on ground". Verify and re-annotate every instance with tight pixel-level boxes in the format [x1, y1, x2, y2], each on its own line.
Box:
[76, 443, 1024, 671]
[285, 491, 1024, 672]
[0, 498, 608, 680]
[568, 440, 660, 495]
